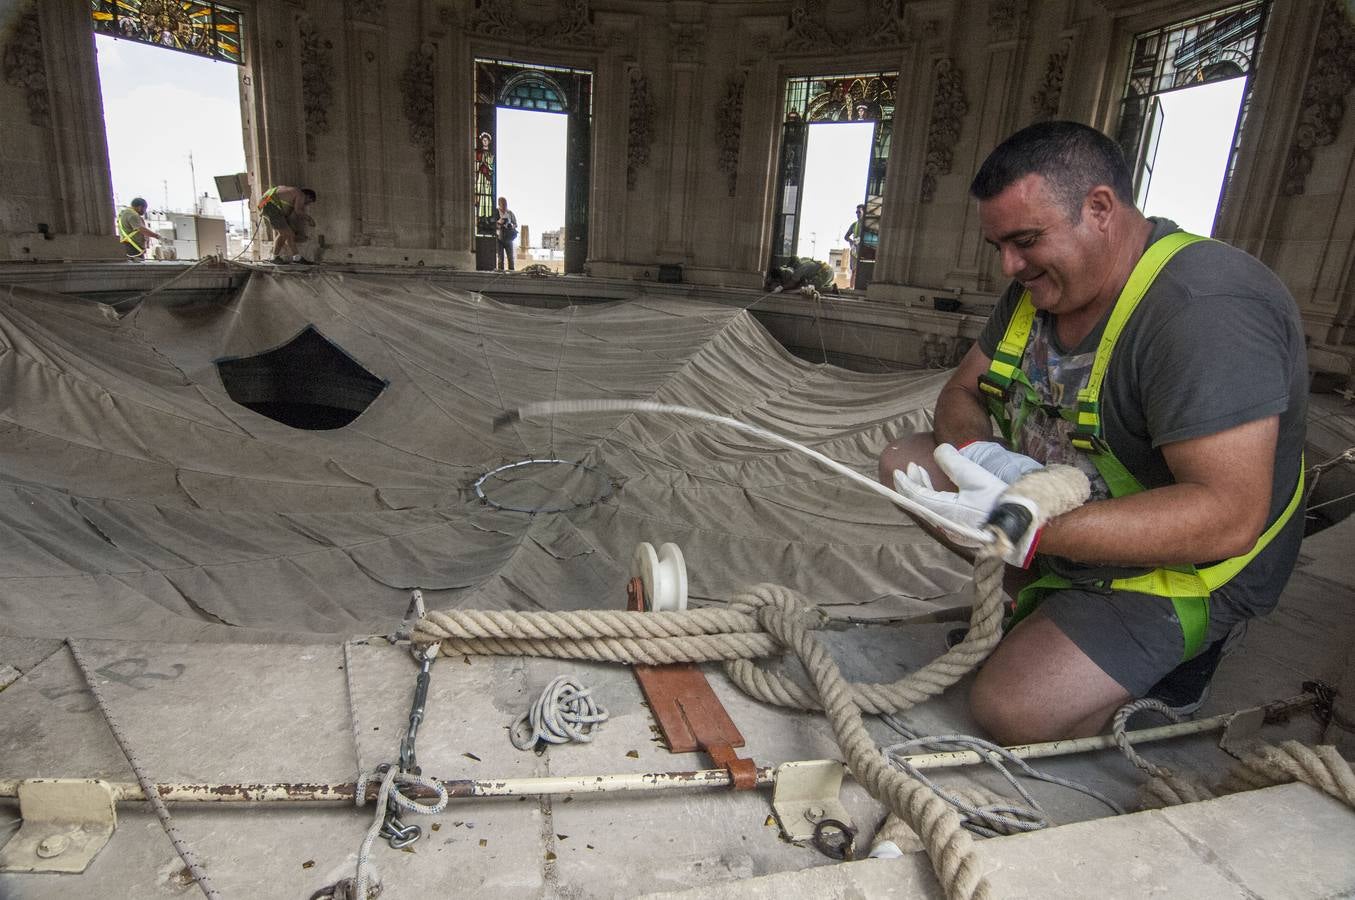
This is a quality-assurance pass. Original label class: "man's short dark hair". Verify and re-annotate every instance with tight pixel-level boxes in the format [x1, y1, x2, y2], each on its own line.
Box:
[969, 121, 1135, 219]
[301, 188, 317, 202]
[130, 197, 147, 210]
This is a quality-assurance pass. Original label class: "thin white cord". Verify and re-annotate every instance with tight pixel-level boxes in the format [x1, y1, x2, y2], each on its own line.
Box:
[502, 399, 994, 545]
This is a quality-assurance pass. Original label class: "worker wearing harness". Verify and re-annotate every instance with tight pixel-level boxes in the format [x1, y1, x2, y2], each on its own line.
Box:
[879, 121, 1307, 745]
[258, 185, 317, 265]
[117, 198, 158, 260]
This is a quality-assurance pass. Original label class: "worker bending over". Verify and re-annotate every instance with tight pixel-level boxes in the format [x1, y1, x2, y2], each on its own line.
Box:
[879, 121, 1306, 745]
[259, 185, 317, 265]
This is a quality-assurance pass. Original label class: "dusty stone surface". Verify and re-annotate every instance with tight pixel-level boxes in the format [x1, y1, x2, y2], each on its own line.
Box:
[641, 784, 1355, 900]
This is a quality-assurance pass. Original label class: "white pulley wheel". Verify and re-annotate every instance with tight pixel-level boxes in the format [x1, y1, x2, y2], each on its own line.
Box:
[631, 542, 688, 612]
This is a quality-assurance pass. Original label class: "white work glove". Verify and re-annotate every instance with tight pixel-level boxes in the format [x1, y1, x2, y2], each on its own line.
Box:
[893, 444, 1042, 566]
[957, 440, 1043, 484]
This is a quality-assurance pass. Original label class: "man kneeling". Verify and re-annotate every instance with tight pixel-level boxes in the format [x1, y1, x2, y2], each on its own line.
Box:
[879, 121, 1307, 745]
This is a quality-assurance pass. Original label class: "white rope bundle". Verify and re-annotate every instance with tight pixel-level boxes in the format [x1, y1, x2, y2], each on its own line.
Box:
[510, 675, 610, 750]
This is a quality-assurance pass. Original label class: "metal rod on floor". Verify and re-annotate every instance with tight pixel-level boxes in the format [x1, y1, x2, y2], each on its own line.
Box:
[0, 767, 776, 805]
[0, 693, 1316, 806]
[887, 692, 1317, 771]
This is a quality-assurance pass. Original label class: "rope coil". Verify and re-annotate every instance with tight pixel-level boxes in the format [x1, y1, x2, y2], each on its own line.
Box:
[510, 675, 610, 750]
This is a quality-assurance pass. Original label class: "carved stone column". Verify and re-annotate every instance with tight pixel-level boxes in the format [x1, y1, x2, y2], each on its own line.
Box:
[947, 0, 1028, 291]
[25, 0, 115, 242]
[871, 19, 942, 293]
[724, 15, 779, 282]
[344, 0, 394, 247]
[588, 10, 641, 270]
[657, 8, 706, 261]
[431, 2, 470, 259]
[250, 2, 309, 198]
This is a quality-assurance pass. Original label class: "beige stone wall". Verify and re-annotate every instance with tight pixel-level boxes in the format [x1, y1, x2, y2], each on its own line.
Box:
[0, 0, 120, 260]
[1, 0, 1353, 350]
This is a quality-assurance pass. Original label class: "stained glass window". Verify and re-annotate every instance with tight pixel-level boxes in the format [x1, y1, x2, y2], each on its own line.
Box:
[775, 71, 898, 275]
[783, 72, 897, 124]
[1116, 1, 1267, 204]
[474, 60, 593, 237]
[500, 73, 568, 113]
[92, 0, 244, 65]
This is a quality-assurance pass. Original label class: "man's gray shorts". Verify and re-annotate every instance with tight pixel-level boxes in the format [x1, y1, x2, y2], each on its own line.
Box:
[1035, 586, 1249, 695]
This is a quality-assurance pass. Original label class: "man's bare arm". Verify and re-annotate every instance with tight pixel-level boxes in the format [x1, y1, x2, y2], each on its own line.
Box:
[933, 341, 999, 447]
[1039, 415, 1278, 566]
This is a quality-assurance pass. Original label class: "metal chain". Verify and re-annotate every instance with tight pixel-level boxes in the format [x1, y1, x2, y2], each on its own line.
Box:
[67, 640, 223, 900]
[374, 643, 438, 849]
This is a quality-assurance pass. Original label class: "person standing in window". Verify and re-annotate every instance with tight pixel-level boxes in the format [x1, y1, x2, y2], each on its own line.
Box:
[495, 197, 518, 272]
[844, 203, 866, 281]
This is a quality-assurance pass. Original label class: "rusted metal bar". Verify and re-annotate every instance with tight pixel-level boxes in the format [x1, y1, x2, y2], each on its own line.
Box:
[0, 691, 1317, 807]
[0, 767, 776, 805]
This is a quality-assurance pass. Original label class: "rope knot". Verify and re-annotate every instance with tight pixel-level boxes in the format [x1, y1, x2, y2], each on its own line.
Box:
[731, 583, 829, 632]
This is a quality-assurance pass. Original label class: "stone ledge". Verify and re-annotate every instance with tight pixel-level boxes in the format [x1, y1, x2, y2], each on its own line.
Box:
[641, 782, 1355, 899]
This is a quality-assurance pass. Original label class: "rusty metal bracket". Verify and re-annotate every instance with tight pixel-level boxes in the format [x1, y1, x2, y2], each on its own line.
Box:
[0, 779, 117, 874]
[627, 577, 759, 789]
[771, 759, 852, 844]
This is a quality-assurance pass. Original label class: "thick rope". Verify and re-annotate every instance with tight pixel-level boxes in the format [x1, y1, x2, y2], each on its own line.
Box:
[1217, 740, 1355, 805]
[723, 557, 1007, 713]
[1115, 701, 1355, 811]
[871, 813, 924, 855]
[411, 445, 1090, 899]
[414, 562, 1006, 714]
[747, 584, 990, 899]
[417, 606, 765, 641]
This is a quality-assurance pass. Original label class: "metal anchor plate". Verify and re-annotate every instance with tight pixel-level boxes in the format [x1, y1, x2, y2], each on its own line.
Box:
[0, 779, 118, 874]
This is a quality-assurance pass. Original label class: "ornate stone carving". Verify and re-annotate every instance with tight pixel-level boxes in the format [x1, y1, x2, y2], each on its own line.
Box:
[784, 0, 908, 53]
[399, 45, 436, 176]
[1282, 0, 1355, 196]
[920, 59, 967, 204]
[346, 0, 386, 24]
[987, 0, 1027, 42]
[2, 4, 48, 128]
[626, 68, 654, 190]
[669, 22, 706, 62]
[715, 73, 745, 198]
[299, 19, 335, 162]
[468, 0, 594, 47]
[1030, 41, 1069, 122]
[921, 334, 968, 368]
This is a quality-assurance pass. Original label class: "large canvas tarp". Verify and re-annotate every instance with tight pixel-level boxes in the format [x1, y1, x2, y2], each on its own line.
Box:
[0, 272, 969, 642]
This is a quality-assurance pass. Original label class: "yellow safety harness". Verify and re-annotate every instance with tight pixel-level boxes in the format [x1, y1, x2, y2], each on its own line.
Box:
[117, 207, 144, 255]
[258, 186, 293, 213]
[979, 231, 1304, 660]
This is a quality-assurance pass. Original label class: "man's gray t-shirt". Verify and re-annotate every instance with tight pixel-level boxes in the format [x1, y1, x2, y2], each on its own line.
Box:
[977, 218, 1307, 619]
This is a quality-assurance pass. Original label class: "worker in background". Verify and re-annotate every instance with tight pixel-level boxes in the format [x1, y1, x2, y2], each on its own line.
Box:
[258, 185, 317, 265]
[844, 203, 866, 282]
[495, 196, 518, 272]
[877, 121, 1306, 745]
[766, 256, 835, 294]
[117, 198, 158, 261]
